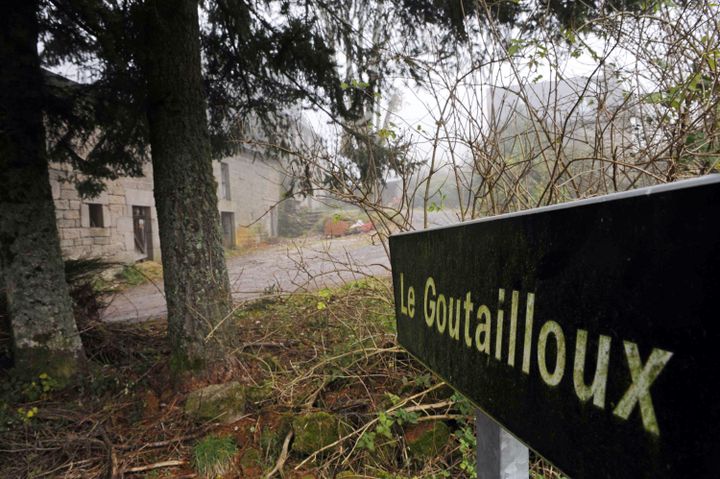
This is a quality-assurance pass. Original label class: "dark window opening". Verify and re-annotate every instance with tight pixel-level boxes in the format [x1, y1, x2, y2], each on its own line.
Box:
[88, 204, 104, 228]
[221, 162, 231, 200]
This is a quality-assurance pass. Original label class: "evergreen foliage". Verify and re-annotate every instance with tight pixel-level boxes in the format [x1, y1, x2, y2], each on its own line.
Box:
[37, 0, 635, 194]
[3, 0, 647, 375]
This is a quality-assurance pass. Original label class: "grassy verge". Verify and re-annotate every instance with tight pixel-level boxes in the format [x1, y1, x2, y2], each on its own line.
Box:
[87, 260, 165, 293]
[0, 278, 567, 478]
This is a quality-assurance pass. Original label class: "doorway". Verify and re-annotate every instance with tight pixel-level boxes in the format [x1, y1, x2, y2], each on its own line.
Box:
[132, 206, 153, 260]
[221, 212, 235, 248]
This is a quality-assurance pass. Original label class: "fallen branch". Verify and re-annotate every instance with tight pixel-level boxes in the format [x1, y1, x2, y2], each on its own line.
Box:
[124, 460, 187, 474]
[99, 427, 120, 479]
[117, 432, 205, 450]
[239, 341, 290, 350]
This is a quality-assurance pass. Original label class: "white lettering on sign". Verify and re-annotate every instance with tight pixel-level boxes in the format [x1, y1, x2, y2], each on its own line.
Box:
[538, 320, 566, 387]
[399, 273, 415, 319]
[463, 292, 474, 348]
[496, 289, 505, 362]
[613, 342, 673, 435]
[522, 293, 535, 375]
[574, 330, 611, 409]
[508, 290, 520, 368]
[423, 276, 435, 328]
[475, 304, 492, 354]
[398, 274, 674, 436]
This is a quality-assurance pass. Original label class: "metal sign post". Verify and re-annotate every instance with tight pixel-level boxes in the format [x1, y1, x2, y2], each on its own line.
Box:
[476, 409, 528, 479]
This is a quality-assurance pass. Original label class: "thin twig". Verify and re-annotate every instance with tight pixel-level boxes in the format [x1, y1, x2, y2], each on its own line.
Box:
[124, 460, 187, 474]
[263, 430, 294, 479]
[295, 382, 447, 470]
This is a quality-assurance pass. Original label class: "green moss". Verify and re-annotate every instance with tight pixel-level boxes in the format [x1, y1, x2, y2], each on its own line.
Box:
[11, 346, 81, 388]
[239, 446, 263, 469]
[246, 383, 271, 405]
[169, 349, 205, 376]
[184, 382, 271, 424]
[259, 414, 293, 457]
[291, 411, 346, 456]
[405, 421, 450, 458]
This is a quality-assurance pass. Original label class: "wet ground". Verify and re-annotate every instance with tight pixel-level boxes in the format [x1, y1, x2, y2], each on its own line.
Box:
[101, 234, 390, 322]
[102, 209, 461, 322]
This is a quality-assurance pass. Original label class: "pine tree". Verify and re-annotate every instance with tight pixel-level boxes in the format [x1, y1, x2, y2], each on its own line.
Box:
[138, 0, 233, 369]
[0, 0, 85, 382]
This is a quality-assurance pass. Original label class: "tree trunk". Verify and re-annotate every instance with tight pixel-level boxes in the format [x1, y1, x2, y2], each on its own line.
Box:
[141, 0, 233, 371]
[0, 0, 84, 382]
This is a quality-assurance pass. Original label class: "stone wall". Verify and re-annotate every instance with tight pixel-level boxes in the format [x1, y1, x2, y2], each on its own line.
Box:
[50, 163, 161, 263]
[51, 153, 283, 262]
[214, 153, 283, 247]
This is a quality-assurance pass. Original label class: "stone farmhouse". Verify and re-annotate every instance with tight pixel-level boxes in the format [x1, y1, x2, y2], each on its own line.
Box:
[51, 151, 283, 263]
[44, 68, 293, 264]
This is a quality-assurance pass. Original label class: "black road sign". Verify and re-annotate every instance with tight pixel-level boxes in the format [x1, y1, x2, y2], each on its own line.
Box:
[390, 176, 720, 478]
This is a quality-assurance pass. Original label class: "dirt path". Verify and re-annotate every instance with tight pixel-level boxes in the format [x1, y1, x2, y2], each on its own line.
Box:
[101, 234, 390, 322]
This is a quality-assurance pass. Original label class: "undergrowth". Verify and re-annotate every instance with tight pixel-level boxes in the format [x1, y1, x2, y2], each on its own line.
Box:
[0, 277, 567, 478]
[193, 435, 238, 478]
[116, 261, 164, 289]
